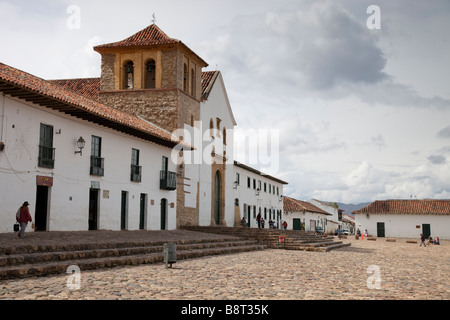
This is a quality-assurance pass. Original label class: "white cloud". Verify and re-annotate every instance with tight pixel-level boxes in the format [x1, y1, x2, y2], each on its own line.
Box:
[1, 0, 450, 204]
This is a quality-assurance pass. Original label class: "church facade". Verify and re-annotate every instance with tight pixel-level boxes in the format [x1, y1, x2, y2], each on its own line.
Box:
[0, 24, 287, 233]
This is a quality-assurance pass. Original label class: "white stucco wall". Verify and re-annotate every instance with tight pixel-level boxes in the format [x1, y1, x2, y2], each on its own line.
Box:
[233, 165, 284, 229]
[309, 199, 339, 223]
[0, 95, 177, 233]
[283, 211, 328, 232]
[355, 214, 450, 240]
[198, 72, 237, 226]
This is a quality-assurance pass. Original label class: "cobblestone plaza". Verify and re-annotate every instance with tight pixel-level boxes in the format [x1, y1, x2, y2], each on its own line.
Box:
[1, 236, 448, 300]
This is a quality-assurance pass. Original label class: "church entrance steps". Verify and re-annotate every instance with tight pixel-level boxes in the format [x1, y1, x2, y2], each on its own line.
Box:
[181, 226, 351, 252]
[0, 230, 266, 281]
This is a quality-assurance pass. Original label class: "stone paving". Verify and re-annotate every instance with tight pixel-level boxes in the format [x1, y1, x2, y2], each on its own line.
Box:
[0, 235, 448, 300]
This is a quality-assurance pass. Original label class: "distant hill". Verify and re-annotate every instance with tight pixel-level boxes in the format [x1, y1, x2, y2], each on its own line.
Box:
[332, 202, 372, 216]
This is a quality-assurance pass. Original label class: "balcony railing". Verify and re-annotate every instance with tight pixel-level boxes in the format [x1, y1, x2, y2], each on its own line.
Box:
[90, 156, 104, 176]
[130, 164, 142, 182]
[38, 145, 55, 169]
[160, 170, 177, 191]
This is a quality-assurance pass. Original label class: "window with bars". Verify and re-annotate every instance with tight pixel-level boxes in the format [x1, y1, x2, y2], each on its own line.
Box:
[90, 136, 104, 176]
[131, 148, 142, 182]
[38, 124, 55, 168]
[160, 156, 176, 190]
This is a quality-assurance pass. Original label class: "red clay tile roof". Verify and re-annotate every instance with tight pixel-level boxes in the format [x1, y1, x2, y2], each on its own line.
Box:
[50, 72, 216, 101]
[352, 200, 450, 215]
[49, 78, 100, 100]
[201, 71, 219, 100]
[284, 197, 330, 215]
[94, 24, 208, 67]
[0, 62, 185, 149]
[94, 24, 179, 49]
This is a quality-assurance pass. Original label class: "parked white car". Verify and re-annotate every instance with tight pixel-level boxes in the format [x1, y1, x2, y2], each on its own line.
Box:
[335, 229, 351, 236]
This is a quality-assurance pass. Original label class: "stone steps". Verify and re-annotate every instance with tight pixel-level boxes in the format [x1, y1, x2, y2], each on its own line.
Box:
[283, 241, 351, 252]
[0, 237, 265, 281]
[182, 226, 351, 252]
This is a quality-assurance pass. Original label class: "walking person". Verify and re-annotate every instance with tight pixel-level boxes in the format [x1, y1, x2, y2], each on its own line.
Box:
[419, 234, 426, 247]
[256, 213, 261, 229]
[16, 201, 32, 238]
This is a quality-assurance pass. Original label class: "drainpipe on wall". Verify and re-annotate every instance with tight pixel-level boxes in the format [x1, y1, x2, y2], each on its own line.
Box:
[0, 93, 5, 152]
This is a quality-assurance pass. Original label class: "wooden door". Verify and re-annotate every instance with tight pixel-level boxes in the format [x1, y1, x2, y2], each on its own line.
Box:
[377, 222, 385, 237]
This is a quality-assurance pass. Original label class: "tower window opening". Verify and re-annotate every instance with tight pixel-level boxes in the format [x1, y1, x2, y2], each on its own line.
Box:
[190, 68, 195, 96]
[123, 61, 134, 89]
[183, 63, 188, 92]
[145, 59, 156, 89]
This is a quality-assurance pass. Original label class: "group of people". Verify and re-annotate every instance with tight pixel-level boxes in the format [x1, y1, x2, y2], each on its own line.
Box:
[420, 234, 440, 247]
[12, 201, 444, 247]
[240, 213, 288, 230]
[356, 228, 369, 238]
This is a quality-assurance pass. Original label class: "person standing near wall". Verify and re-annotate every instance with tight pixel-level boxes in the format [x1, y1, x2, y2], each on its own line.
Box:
[16, 201, 32, 238]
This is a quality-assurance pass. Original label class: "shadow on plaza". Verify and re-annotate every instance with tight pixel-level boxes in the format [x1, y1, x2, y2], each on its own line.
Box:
[333, 246, 375, 254]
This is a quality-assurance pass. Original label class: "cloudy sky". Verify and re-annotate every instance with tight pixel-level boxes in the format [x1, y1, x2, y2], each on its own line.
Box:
[1, 0, 450, 204]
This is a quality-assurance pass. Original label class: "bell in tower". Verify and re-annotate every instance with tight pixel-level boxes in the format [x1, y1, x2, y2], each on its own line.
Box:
[124, 61, 134, 89]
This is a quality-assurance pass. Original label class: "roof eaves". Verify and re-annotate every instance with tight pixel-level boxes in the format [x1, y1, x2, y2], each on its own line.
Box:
[0, 62, 185, 149]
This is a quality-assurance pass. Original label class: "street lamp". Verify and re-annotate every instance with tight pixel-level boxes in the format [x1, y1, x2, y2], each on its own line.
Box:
[75, 137, 86, 156]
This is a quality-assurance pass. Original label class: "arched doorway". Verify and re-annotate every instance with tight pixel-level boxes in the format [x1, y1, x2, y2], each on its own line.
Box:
[214, 171, 221, 225]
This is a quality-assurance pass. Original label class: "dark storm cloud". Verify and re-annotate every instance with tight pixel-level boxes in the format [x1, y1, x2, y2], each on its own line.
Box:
[428, 154, 446, 165]
[438, 126, 450, 139]
[202, 2, 388, 92]
[298, 5, 388, 90]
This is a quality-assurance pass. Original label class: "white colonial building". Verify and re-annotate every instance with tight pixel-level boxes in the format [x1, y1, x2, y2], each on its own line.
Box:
[233, 161, 287, 229]
[183, 70, 288, 229]
[1, 24, 289, 234]
[309, 199, 344, 234]
[0, 62, 179, 233]
[198, 71, 237, 227]
[353, 199, 450, 240]
[283, 196, 331, 231]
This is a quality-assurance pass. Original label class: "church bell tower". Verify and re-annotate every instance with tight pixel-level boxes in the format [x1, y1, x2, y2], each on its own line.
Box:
[94, 23, 208, 134]
[94, 24, 209, 227]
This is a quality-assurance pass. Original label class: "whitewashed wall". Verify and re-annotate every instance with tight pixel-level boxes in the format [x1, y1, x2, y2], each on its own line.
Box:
[283, 211, 327, 232]
[355, 214, 450, 240]
[198, 73, 237, 226]
[0, 95, 177, 233]
[309, 199, 340, 223]
[233, 165, 284, 229]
